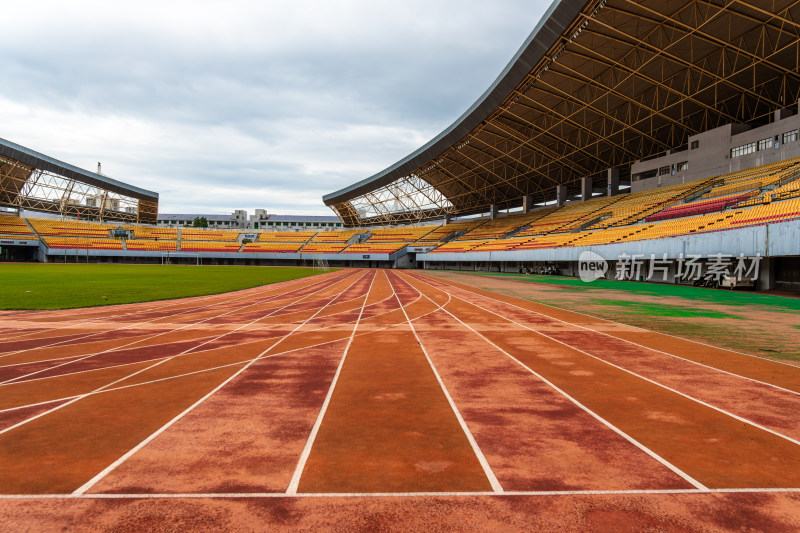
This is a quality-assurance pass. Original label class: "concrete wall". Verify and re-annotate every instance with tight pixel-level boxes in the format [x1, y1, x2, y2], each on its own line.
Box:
[631, 111, 800, 192]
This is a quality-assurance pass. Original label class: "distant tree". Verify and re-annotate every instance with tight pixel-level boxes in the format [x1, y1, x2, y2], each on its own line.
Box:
[193, 217, 208, 228]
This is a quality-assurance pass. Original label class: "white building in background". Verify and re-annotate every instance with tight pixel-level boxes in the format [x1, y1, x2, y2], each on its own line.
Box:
[156, 209, 343, 231]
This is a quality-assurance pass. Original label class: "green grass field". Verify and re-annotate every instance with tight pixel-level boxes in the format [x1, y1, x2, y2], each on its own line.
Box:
[0, 264, 336, 310]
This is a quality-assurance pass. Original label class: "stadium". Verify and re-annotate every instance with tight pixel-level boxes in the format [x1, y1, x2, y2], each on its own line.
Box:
[2, 0, 800, 530]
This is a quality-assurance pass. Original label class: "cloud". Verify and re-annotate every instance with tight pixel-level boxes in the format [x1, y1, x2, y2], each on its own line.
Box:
[0, 0, 552, 215]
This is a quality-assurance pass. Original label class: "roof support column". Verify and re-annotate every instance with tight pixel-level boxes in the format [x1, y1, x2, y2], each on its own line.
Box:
[556, 185, 567, 207]
[444, 213, 452, 224]
[522, 194, 533, 213]
[489, 204, 499, 220]
[607, 168, 620, 197]
[581, 177, 592, 202]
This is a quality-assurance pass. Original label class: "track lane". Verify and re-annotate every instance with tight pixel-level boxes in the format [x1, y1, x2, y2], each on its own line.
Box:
[407, 272, 800, 489]
[296, 271, 493, 494]
[394, 271, 693, 491]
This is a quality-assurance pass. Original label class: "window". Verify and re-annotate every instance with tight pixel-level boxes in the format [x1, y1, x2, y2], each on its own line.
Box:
[730, 142, 756, 158]
[784, 130, 798, 144]
[658, 166, 670, 176]
[758, 138, 773, 151]
[690, 140, 699, 150]
[677, 161, 688, 172]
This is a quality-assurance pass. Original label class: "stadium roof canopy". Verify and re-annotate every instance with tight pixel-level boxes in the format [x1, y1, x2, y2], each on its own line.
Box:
[324, 0, 800, 226]
[0, 137, 159, 224]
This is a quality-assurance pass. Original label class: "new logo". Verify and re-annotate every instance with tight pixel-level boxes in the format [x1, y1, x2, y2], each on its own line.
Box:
[578, 251, 608, 282]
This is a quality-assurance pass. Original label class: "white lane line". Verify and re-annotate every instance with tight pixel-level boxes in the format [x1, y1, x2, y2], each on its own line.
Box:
[0, 279, 387, 376]
[0, 271, 365, 437]
[286, 270, 380, 495]
[0, 271, 355, 384]
[0, 270, 342, 354]
[418, 275, 800, 450]
[405, 273, 707, 491]
[388, 271, 503, 493]
[417, 273, 800, 398]
[0, 271, 343, 371]
[7, 487, 800, 499]
[73, 271, 370, 496]
[1, 296, 447, 416]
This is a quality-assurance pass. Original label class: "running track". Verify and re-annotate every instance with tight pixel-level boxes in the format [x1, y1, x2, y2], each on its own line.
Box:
[1, 269, 800, 531]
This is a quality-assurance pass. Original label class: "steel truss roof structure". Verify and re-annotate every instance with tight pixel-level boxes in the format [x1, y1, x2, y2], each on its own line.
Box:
[324, 0, 800, 227]
[0, 138, 159, 224]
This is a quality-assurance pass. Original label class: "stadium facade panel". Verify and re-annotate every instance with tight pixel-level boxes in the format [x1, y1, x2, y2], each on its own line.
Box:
[324, 0, 800, 226]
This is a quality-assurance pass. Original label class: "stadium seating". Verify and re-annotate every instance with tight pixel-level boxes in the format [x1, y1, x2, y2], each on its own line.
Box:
[181, 241, 241, 253]
[180, 229, 241, 241]
[310, 229, 366, 243]
[515, 201, 613, 237]
[341, 242, 409, 254]
[42, 237, 123, 250]
[459, 209, 556, 240]
[415, 219, 485, 243]
[126, 240, 178, 252]
[645, 193, 753, 222]
[365, 226, 437, 242]
[0, 215, 35, 237]
[242, 242, 303, 253]
[300, 242, 350, 253]
[29, 218, 114, 238]
[255, 231, 316, 242]
[427, 240, 491, 254]
[584, 178, 717, 229]
[122, 226, 178, 240]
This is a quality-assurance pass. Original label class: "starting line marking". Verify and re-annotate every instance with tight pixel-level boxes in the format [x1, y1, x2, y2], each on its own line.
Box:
[2, 487, 800, 499]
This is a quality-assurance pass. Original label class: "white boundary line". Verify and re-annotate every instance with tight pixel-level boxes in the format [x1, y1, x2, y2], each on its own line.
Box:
[73, 270, 370, 495]
[387, 271, 503, 493]
[286, 270, 380, 495]
[0, 271, 355, 385]
[0, 277, 390, 376]
[0, 294, 445, 417]
[415, 274, 800, 449]
[419, 273, 800, 397]
[401, 272, 707, 491]
[0, 270, 343, 351]
[0, 271, 365, 437]
[8, 487, 800, 499]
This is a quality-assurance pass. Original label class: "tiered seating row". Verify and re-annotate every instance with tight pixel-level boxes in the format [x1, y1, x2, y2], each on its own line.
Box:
[181, 242, 241, 253]
[366, 226, 437, 242]
[415, 220, 485, 243]
[516, 202, 611, 237]
[180, 229, 241, 242]
[645, 193, 752, 222]
[342, 242, 408, 254]
[310, 229, 365, 243]
[122, 226, 178, 240]
[126, 241, 177, 252]
[43, 237, 122, 250]
[30, 218, 114, 237]
[0, 215, 35, 237]
[242, 242, 302, 253]
[300, 243, 349, 253]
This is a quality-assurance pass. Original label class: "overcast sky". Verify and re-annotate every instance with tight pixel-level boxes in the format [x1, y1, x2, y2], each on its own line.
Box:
[1, 1, 552, 216]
